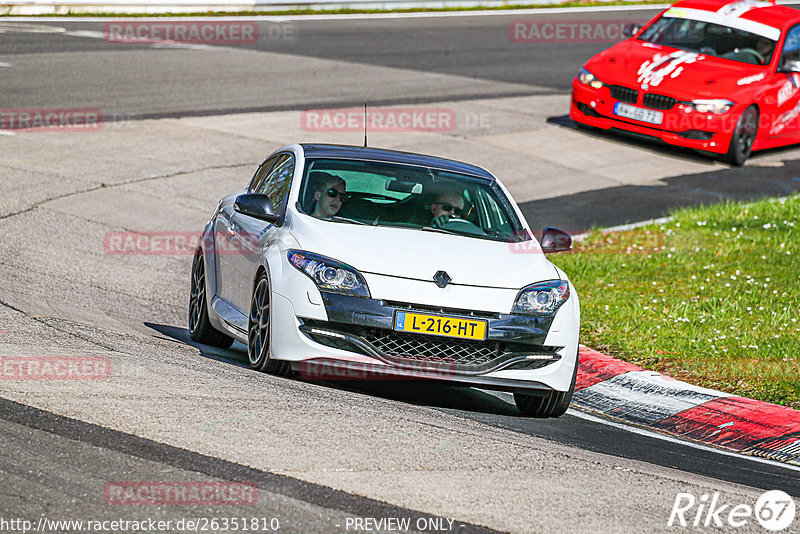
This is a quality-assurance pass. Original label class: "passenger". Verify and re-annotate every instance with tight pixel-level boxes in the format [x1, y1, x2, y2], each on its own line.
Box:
[427, 184, 465, 228]
[311, 173, 347, 219]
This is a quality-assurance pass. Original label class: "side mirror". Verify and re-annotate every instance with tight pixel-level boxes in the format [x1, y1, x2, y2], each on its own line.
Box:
[234, 193, 279, 223]
[622, 23, 641, 39]
[779, 57, 800, 73]
[540, 227, 573, 254]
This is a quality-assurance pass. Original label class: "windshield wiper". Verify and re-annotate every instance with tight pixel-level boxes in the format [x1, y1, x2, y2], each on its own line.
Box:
[331, 216, 367, 225]
[420, 226, 459, 236]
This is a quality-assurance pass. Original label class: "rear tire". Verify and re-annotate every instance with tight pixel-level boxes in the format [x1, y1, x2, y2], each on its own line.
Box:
[248, 272, 291, 376]
[189, 249, 234, 349]
[514, 351, 578, 418]
[721, 105, 758, 166]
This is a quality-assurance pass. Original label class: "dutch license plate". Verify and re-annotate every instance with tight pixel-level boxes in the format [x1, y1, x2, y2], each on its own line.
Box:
[614, 102, 663, 125]
[393, 311, 487, 341]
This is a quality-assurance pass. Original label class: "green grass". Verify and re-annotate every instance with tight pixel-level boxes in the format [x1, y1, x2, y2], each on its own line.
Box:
[552, 195, 800, 409]
[4, 0, 672, 17]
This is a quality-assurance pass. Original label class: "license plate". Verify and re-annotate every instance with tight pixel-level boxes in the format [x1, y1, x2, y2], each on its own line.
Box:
[393, 311, 487, 341]
[614, 102, 663, 125]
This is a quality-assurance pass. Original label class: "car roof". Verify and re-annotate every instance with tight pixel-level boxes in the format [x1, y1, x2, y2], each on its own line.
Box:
[671, 0, 800, 31]
[299, 144, 495, 181]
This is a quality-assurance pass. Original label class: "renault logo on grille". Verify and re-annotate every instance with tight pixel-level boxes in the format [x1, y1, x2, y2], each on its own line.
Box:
[433, 271, 451, 288]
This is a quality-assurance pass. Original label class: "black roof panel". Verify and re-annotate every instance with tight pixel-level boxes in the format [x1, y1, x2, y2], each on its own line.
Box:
[299, 144, 495, 181]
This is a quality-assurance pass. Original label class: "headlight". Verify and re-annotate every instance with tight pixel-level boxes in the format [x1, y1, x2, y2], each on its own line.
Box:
[512, 280, 570, 316]
[690, 99, 734, 114]
[578, 68, 605, 89]
[288, 250, 370, 298]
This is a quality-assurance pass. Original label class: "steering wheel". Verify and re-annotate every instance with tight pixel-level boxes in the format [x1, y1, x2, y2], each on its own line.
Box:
[437, 216, 487, 236]
[737, 47, 766, 64]
[699, 46, 717, 56]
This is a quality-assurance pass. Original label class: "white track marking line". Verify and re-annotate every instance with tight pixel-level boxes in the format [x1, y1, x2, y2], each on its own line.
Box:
[566, 408, 800, 473]
[482, 389, 800, 473]
[0, 62, 11, 67]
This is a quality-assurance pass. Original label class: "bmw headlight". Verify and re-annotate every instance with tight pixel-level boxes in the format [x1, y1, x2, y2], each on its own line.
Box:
[288, 250, 370, 298]
[691, 99, 734, 114]
[513, 280, 570, 316]
[578, 68, 605, 89]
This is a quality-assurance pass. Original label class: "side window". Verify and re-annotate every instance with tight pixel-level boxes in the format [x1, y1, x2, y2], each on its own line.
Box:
[254, 154, 295, 217]
[249, 155, 279, 193]
[781, 25, 800, 66]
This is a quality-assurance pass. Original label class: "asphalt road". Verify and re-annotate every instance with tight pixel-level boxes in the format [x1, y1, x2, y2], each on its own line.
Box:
[1, 10, 800, 533]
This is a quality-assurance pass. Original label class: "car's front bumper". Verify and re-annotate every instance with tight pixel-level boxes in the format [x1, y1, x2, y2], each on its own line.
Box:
[269, 290, 579, 393]
[570, 79, 738, 154]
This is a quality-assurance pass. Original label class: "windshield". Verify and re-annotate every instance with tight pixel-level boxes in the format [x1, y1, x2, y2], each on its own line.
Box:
[639, 16, 777, 65]
[298, 158, 529, 243]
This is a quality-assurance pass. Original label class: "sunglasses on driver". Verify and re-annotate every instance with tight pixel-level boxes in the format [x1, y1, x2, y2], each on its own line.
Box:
[325, 188, 348, 201]
[437, 203, 464, 217]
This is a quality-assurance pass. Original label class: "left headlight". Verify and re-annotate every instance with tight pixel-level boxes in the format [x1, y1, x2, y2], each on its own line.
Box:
[287, 250, 370, 298]
[690, 99, 734, 114]
[513, 280, 570, 316]
[578, 68, 605, 89]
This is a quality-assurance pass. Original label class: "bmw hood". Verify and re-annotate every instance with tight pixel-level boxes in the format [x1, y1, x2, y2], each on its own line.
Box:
[288, 214, 560, 290]
[585, 39, 768, 98]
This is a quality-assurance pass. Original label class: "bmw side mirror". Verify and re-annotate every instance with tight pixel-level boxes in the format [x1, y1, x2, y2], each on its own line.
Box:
[540, 227, 573, 254]
[622, 23, 641, 39]
[234, 193, 279, 223]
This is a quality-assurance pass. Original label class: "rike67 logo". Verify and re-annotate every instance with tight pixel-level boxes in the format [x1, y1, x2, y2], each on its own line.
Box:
[669, 490, 796, 531]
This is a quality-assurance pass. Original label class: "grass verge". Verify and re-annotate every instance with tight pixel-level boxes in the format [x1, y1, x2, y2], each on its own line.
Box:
[552, 194, 800, 409]
[1, 0, 672, 17]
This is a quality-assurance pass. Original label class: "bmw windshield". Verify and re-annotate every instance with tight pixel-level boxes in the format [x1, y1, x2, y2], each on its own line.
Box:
[298, 158, 529, 243]
[639, 14, 777, 65]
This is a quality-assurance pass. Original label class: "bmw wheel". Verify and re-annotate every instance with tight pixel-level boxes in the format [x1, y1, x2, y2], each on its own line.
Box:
[248, 272, 290, 376]
[722, 105, 758, 166]
[189, 249, 234, 349]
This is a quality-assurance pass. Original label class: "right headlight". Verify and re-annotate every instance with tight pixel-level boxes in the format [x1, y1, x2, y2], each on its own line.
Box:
[287, 250, 370, 298]
[578, 68, 605, 89]
[512, 280, 570, 316]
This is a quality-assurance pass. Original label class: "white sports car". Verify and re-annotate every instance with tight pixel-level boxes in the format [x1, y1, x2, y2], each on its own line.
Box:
[189, 144, 580, 417]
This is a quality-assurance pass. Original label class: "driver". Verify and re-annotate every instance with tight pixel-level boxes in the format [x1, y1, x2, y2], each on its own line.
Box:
[311, 172, 347, 219]
[427, 184, 465, 228]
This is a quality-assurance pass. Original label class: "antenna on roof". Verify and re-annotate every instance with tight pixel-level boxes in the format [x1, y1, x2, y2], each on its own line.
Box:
[363, 102, 368, 148]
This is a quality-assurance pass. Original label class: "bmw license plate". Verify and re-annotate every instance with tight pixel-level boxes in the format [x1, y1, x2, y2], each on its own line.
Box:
[393, 311, 487, 341]
[614, 102, 663, 125]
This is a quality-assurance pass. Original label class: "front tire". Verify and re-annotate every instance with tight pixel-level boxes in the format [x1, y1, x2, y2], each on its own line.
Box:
[248, 273, 290, 376]
[721, 105, 758, 166]
[189, 249, 234, 349]
[514, 352, 578, 418]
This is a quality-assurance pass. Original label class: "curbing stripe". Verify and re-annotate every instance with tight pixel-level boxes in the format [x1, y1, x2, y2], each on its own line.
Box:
[573, 370, 729, 426]
[575, 347, 800, 466]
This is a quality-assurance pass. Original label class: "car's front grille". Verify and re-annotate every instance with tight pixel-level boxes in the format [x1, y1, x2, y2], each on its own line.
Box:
[363, 329, 501, 368]
[302, 321, 560, 374]
[643, 93, 677, 110]
[610, 85, 638, 104]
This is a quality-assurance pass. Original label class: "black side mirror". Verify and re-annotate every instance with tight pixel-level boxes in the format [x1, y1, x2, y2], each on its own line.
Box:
[234, 193, 279, 223]
[540, 227, 573, 254]
[622, 23, 641, 39]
